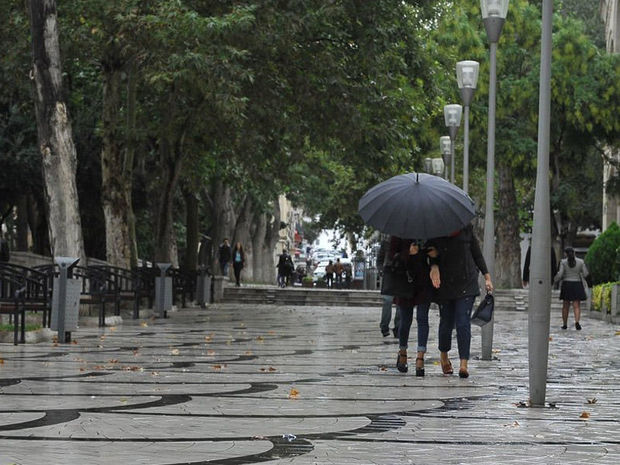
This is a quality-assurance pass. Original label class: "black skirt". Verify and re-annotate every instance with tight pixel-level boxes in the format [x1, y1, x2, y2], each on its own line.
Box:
[559, 280, 587, 301]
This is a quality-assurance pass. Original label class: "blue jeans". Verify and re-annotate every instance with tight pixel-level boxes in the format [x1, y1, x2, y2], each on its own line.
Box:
[398, 301, 430, 352]
[380, 295, 400, 334]
[438, 296, 475, 360]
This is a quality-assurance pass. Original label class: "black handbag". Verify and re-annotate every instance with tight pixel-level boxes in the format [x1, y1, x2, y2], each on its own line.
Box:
[471, 293, 494, 326]
[380, 253, 414, 298]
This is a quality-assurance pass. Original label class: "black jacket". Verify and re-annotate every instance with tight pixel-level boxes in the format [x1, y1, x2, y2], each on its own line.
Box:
[218, 243, 232, 263]
[427, 224, 488, 301]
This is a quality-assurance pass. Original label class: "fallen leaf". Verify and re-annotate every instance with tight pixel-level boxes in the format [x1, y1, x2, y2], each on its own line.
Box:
[587, 398, 597, 404]
[514, 401, 528, 408]
[140, 322, 148, 327]
[207, 350, 216, 356]
[548, 337, 553, 341]
[580, 411, 590, 419]
[108, 359, 119, 364]
[204, 336, 212, 342]
[268, 367, 277, 372]
[0, 359, 5, 364]
[268, 331, 276, 335]
[288, 388, 300, 399]
[72, 340, 78, 345]
[615, 331, 620, 336]
[256, 336, 264, 342]
[171, 349, 180, 355]
[151, 371, 160, 377]
[109, 326, 117, 332]
[133, 350, 139, 356]
[244, 350, 253, 355]
[212, 364, 222, 370]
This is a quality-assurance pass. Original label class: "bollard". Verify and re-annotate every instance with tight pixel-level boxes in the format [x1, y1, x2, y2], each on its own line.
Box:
[155, 263, 172, 318]
[51, 257, 80, 343]
[196, 265, 211, 309]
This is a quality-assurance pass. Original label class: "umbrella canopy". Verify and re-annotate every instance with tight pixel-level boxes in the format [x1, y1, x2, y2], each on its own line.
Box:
[358, 172, 476, 239]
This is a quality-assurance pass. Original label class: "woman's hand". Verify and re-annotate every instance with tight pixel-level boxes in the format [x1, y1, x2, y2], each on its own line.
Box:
[484, 273, 494, 293]
[409, 243, 419, 255]
[430, 264, 441, 288]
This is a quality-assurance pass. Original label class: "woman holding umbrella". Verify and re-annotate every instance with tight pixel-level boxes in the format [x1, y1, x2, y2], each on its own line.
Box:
[427, 224, 493, 378]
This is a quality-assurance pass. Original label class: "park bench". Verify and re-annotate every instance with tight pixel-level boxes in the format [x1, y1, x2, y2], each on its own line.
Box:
[90, 265, 154, 319]
[0, 263, 51, 328]
[0, 269, 37, 345]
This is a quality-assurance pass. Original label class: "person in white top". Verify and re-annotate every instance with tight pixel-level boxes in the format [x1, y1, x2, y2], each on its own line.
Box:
[553, 247, 589, 330]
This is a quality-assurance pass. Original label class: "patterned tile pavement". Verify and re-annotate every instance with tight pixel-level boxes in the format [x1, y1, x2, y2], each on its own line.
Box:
[0, 301, 618, 464]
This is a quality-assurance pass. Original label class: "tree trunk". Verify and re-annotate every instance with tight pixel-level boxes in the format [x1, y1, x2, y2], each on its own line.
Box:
[125, 60, 139, 268]
[29, 0, 85, 262]
[15, 195, 29, 251]
[495, 160, 521, 288]
[233, 196, 254, 281]
[210, 180, 236, 271]
[252, 201, 280, 284]
[100, 61, 133, 268]
[183, 188, 199, 271]
[27, 192, 50, 255]
[154, 136, 184, 263]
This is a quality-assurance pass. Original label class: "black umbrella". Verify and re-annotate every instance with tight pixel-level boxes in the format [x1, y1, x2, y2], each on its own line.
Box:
[358, 172, 476, 239]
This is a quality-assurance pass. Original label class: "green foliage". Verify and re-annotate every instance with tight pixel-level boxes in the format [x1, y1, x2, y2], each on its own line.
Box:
[0, 323, 43, 332]
[585, 223, 620, 285]
[591, 282, 616, 313]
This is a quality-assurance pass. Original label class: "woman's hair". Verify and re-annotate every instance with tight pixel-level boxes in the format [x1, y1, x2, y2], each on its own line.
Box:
[565, 247, 576, 268]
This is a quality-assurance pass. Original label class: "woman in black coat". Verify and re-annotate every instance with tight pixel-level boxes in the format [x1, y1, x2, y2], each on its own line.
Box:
[387, 237, 435, 376]
[427, 224, 493, 378]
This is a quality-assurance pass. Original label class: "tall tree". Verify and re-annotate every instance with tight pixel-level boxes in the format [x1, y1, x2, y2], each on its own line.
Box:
[29, 0, 85, 261]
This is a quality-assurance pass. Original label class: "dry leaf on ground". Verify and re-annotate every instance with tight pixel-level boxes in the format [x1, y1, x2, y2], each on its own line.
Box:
[580, 411, 590, 419]
[288, 388, 300, 399]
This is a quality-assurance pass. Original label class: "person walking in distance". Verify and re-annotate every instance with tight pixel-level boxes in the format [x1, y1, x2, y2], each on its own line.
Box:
[324, 260, 335, 288]
[377, 237, 399, 337]
[218, 239, 232, 276]
[232, 242, 245, 286]
[334, 258, 344, 288]
[553, 247, 589, 330]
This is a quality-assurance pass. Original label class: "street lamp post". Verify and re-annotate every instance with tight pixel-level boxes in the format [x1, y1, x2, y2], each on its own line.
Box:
[424, 157, 433, 174]
[456, 60, 480, 194]
[480, 0, 509, 361]
[439, 136, 452, 180]
[443, 104, 462, 184]
[431, 158, 445, 177]
[529, 0, 553, 407]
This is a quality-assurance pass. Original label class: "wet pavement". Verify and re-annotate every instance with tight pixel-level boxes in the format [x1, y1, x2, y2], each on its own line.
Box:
[0, 302, 619, 464]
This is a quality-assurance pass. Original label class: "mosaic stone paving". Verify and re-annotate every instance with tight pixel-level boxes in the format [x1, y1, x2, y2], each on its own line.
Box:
[0, 302, 618, 464]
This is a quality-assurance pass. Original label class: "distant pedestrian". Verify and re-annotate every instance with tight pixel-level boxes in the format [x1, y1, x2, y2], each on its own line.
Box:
[553, 247, 589, 330]
[218, 239, 232, 276]
[522, 244, 557, 288]
[232, 242, 245, 286]
[377, 237, 399, 338]
[427, 224, 493, 379]
[334, 258, 344, 288]
[0, 234, 9, 262]
[277, 250, 294, 287]
[324, 260, 334, 288]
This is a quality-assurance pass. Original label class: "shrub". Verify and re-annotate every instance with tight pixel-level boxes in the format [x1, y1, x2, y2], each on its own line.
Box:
[585, 222, 620, 285]
[591, 282, 617, 313]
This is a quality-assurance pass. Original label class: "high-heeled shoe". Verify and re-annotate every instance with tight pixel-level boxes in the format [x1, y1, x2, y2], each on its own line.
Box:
[440, 359, 453, 375]
[459, 368, 469, 378]
[415, 357, 425, 377]
[396, 350, 408, 373]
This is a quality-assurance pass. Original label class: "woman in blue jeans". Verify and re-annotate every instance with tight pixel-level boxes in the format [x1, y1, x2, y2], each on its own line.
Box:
[389, 237, 435, 376]
[428, 224, 493, 378]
